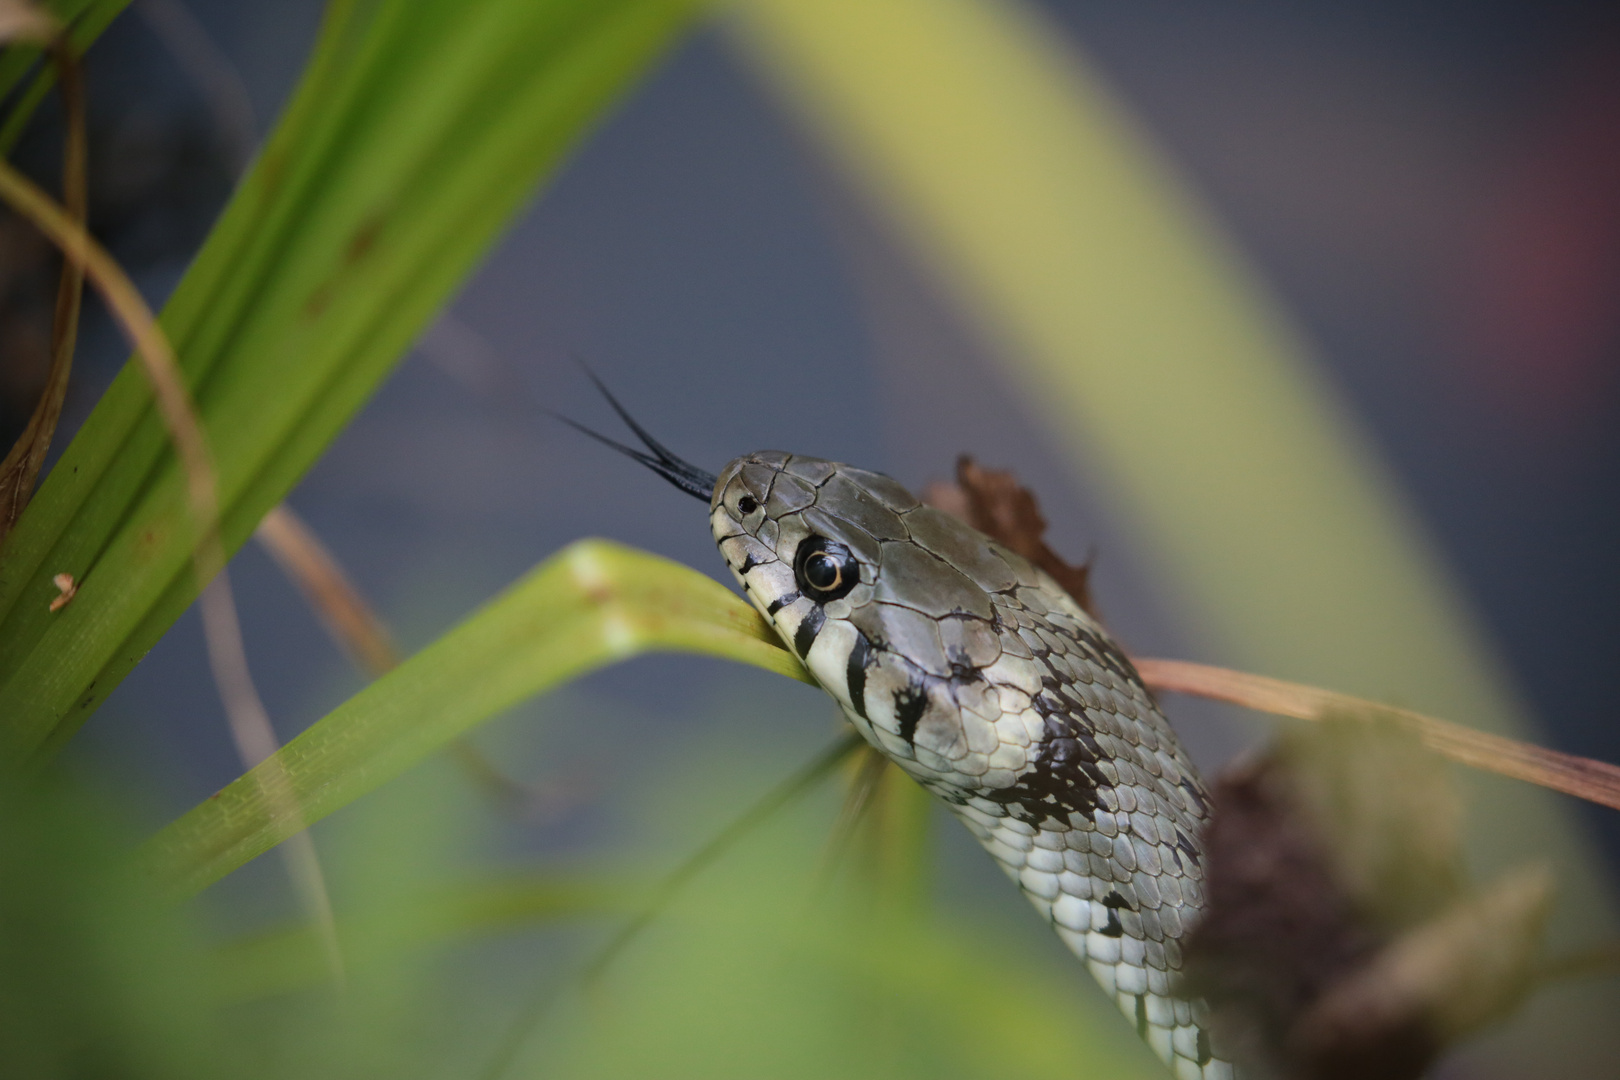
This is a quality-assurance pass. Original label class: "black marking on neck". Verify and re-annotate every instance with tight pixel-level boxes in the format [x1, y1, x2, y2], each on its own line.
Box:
[1076, 624, 1143, 687]
[893, 677, 928, 744]
[766, 591, 799, 616]
[982, 704, 1103, 825]
[1099, 889, 1128, 938]
[794, 605, 826, 659]
[945, 647, 985, 685]
[846, 631, 872, 719]
[1100, 908, 1124, 937]
[1135, 994, 1149, 1040]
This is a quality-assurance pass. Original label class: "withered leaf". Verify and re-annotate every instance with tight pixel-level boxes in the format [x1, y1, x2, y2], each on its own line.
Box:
[1177, 739, 1384, 1076]
[1276, 710, 1465, 932]
[922, 455, 1095, 617]
[1291, 866, 1551, 1075]
[1181, 719, 1552, 1080]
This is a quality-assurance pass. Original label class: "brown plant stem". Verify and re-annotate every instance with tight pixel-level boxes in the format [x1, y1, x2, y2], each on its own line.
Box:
[1136, 658, 1620, 813]
[0, 32, 86, 541]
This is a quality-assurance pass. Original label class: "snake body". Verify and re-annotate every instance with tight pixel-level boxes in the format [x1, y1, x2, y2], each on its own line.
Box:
[707, 451, 1233, 1079]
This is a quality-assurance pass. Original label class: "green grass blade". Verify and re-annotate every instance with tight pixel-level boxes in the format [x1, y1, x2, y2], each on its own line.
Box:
[0, 0, 700, 758]
[141, 540, 811, 896]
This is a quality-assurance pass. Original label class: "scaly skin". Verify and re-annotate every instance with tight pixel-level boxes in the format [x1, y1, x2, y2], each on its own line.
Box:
[708, 451, 1234, 1080]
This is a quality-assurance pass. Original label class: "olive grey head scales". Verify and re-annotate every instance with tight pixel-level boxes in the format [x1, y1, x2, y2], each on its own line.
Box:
[568, 387, 1234, 1080]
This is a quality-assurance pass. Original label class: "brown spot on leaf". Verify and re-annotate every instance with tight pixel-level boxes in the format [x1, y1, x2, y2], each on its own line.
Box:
[303, 282, 334, 320]
[922, 455, 1095, 617]
[345, 217, 382, 265]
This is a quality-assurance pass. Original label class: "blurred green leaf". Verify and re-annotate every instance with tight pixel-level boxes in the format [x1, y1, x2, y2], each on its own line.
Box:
[217, 873, 630, 1002]
[528, 801, 1164, 1080]
[0, 0, 699, 760]
[144, 540, 810, 896]
[0, 774, 215, 1080]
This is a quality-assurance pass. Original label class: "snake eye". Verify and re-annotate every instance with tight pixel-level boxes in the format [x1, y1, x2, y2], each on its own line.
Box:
[794, 536, 858, 602]
[737, 495, 758, 515]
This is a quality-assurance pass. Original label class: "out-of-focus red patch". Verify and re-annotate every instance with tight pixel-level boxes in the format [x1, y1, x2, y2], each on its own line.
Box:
[1446, 38, 1620, 435]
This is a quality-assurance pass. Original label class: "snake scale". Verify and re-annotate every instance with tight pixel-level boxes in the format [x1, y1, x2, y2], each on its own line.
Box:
[573, 393, 1234, 1079]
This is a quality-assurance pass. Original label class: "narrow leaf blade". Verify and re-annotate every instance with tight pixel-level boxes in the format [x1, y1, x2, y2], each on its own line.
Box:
[142, 541, 809, 896]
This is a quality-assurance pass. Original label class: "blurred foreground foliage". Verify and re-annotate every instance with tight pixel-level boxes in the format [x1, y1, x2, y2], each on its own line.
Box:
[1, 756, 1164, 1080]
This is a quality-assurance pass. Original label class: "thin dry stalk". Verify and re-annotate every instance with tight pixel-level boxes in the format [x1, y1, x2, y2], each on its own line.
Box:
[0, 159, 343, 982]
[1136, 658, 1620, 812]
[255, 504, 399, 675]
[0, 26, 86, 540]
[254, 502, 548, 810]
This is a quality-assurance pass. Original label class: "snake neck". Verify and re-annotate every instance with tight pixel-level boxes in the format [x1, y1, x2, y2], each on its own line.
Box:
[826, 584, 1234, 1080]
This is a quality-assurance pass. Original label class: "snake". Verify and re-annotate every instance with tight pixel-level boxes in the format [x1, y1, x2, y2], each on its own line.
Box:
[569, 386, 1235, 1080]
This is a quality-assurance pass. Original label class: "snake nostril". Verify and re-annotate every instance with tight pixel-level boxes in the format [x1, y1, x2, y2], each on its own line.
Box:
[737, 495, 758, 515]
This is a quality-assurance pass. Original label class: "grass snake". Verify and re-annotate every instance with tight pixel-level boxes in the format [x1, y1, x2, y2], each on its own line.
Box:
[572, 392, 1234, 1079]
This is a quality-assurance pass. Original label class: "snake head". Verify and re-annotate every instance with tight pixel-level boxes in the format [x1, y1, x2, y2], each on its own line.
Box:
[560, 379, 1109, 800]
[710, 452, 1069, 790]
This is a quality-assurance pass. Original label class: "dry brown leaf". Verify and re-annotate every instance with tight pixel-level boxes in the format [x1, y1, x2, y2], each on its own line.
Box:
[1292, 866, 1552, 1074]
[922, 455, 1095, 617]
[1181, 721, 1553, 1079]
[1178, 735, 1385, 1076]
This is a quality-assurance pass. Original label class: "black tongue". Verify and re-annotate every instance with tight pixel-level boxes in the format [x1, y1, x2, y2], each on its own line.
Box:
[555, 368, 718, 503]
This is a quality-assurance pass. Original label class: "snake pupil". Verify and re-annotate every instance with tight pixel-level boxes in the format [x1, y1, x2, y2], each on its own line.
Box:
[805, 554, 839, 590]
[793, 536, 858, 602]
